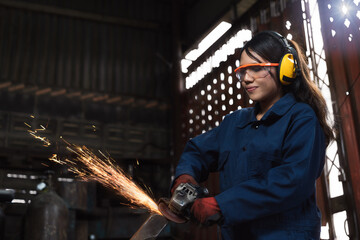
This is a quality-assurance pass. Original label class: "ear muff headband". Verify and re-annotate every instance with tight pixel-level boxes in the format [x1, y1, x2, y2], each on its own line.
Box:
[265, 31, 299, 85]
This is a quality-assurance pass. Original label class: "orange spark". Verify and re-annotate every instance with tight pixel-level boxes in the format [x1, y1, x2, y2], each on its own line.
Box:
[27, 120, 161, 215]
[25, 121, 51, 147]
[51, 145, 161, 215]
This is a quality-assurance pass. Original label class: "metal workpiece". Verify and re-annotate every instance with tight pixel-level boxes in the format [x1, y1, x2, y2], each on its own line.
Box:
[130, 213, 169, 240]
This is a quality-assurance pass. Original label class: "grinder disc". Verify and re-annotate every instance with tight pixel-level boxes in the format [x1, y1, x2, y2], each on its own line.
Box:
[158, 198, 187, 224]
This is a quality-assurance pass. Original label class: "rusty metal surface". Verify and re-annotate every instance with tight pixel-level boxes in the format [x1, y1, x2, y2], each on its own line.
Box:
[317, 0, 360, 234]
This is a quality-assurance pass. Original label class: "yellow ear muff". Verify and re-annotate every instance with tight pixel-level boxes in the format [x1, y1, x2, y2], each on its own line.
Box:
[279, 53, 296, 85]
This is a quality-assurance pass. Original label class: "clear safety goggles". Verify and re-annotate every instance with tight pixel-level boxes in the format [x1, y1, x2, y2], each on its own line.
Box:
[234, 63, 279, 82]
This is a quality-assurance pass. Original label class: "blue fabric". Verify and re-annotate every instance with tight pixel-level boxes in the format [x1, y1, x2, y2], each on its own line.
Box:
[175, 93, 325, 239]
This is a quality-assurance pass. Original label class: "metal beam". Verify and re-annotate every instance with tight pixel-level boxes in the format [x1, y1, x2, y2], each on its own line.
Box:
[0, 0, 159, 30]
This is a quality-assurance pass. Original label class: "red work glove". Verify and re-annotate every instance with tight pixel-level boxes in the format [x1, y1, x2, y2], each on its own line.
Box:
[171, 174, 198, 194]
[191, 197, 222, 226]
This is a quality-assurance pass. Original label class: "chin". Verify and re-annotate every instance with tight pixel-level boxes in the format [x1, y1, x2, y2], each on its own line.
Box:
[247, 94, 262, 102]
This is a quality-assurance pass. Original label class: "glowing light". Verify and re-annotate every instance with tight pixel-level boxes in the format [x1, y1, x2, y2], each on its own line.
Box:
[331, 30, 336, 37]
[7, 174, 27, 179]
[333, 211, 349, 240]
[12, 199, 26, 204]
[285, 21, 292, 30]
[342, 4, 348, 14]
[181, 59, 192, 73]
[183, 21, 231, 64]
[198, 21, 232, 56]
[344, 18, 350, 28]
[321, 223, 330, 239]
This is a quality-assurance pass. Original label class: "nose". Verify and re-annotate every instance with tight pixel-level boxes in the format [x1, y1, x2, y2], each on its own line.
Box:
[242, 70, 254, 83]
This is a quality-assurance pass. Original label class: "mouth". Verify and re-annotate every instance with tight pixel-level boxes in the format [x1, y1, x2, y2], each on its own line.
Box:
[246, 86, 258, 93]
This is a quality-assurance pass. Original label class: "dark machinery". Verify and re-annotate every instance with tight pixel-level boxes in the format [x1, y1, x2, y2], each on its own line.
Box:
[0, 189, 15, 240]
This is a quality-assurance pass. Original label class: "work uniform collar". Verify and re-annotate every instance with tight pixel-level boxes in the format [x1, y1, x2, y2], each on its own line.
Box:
[237, 93, 297, 128]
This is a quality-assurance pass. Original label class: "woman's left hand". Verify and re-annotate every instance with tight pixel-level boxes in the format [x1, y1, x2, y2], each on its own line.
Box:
[191, 197, 222, 225]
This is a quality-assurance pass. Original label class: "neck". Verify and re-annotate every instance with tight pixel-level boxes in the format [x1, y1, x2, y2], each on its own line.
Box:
[259, 102, 275, 115]
[257, 94, 282, 120]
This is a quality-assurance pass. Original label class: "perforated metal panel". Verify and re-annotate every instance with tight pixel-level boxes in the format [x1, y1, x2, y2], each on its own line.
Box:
[181, 49, 250, 143]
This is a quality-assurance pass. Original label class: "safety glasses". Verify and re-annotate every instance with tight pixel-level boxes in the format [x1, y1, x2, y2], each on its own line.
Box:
[234, 63, 279, 82]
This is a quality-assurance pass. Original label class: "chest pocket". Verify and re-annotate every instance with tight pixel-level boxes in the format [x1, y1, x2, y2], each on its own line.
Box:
[243, 125, 284, 178]
[247, 150, 282, 178]
[219, 149, 250, 186]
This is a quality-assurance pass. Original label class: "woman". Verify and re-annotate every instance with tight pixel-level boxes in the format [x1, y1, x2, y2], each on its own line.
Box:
[172, 31, 334, 239]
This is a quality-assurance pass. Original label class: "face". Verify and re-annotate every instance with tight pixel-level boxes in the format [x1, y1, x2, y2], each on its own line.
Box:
[239, 50, 283, 108]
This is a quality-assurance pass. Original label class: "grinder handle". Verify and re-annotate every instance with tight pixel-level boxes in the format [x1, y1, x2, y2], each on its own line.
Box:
[194, 185, 209, 198]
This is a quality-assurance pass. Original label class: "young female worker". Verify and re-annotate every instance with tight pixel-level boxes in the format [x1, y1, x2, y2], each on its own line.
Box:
[171, 31, 334, 239]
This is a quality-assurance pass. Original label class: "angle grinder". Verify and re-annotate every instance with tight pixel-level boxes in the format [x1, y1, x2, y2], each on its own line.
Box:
[158, 182, 209, 223]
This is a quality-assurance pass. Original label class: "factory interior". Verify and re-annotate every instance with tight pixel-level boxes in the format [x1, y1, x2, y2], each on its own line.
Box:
[0, 0, 359, 239]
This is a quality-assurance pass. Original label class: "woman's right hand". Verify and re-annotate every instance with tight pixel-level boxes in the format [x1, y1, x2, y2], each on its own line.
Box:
[171, 174, 198, 194]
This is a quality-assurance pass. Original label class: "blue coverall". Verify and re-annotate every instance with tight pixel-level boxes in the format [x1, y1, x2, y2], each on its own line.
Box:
[175, 93, 326, 239]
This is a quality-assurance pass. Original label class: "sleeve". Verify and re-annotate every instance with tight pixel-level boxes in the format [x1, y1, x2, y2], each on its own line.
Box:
[174, 124, 222, 183]
[214, 115, 326, 225]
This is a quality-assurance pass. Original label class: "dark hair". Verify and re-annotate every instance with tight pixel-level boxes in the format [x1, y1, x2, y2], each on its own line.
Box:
[241, 31, 334, 145]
